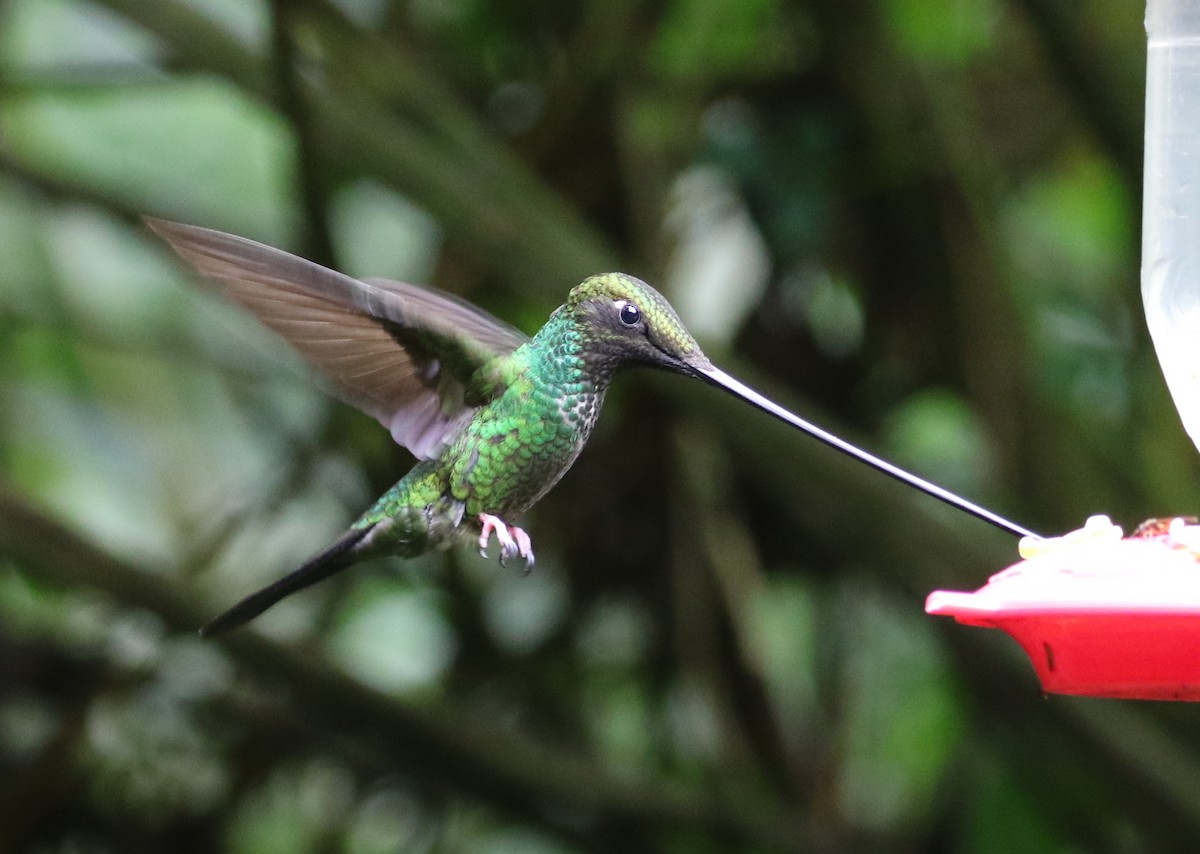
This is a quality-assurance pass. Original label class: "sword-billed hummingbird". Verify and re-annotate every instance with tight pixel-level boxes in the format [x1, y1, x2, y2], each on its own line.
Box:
[147, 219, 1035, 636]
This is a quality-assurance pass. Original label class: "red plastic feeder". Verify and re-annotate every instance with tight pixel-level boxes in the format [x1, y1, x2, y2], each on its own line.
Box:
[926, 516, 1200, 700]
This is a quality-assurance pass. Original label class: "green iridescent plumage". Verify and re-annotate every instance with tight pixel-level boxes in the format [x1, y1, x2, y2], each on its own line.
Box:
[149, 218, 1035, 636]
[149, 222, 715, 635]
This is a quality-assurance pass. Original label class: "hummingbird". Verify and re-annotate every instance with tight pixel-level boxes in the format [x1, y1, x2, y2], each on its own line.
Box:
[147, 219, 1036, 636]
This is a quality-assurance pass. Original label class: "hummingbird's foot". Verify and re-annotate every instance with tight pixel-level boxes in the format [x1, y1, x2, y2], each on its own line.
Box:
[510, 525, 535, 574]
[478, 513, 515, 559]
[477, 514, 536, 571]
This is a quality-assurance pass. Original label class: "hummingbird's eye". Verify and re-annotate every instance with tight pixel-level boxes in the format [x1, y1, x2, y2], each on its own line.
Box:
[617, 301, 641, 327]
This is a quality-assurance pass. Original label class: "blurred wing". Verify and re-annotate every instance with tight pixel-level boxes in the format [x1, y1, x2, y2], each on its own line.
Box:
[147, 218, 528, 459]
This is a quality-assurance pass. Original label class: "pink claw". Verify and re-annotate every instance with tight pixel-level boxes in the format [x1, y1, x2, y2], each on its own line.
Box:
[478, 513, 516, 557]
[477, 514, 536, 570]
[510, 525, 535, 573]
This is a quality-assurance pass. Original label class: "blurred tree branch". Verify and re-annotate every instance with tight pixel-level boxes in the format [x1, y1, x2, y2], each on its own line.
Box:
[0, 151, 146, 226]
[268, 0, 335, 265]
[91, 0, 618, 293]
[1009, 0, 1144, 195]
[0, 485, 813, 852]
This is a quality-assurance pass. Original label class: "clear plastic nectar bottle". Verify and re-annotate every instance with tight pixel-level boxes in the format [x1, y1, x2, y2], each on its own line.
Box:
[1143, 0, 1200, 451]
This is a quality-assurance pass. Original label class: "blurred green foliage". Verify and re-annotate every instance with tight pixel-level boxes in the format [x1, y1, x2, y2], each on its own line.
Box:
[2, 0, 1198, 852]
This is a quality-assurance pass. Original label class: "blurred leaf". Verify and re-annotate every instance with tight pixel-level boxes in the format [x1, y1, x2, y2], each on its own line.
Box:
[1, 79, 294, 238]
[884, 389, 993, 495]
[652, 0, 797, 81]
[961, 752, 1064, 853]
[881, 0, 1000, 66]
[329, 582, 458, 694]
[330, 180, 442, 283]
[480, 561, 569, 655]
[1005, 150, 1132, 296]
[2, 0, 159, 68]
[836, 584, 965, 833]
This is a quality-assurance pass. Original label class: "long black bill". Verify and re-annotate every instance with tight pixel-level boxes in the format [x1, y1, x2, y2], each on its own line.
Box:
[692, 363, 1040, 540]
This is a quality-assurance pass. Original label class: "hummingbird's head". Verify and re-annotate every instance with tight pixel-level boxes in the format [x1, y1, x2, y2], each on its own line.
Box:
[563, 273, 713, 378]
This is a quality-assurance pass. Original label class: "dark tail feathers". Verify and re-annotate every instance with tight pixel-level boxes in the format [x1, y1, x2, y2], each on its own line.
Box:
[200, 523, 376, 637]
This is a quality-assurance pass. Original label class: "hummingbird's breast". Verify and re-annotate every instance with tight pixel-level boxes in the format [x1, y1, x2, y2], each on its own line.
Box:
[445, 340, 607, 520]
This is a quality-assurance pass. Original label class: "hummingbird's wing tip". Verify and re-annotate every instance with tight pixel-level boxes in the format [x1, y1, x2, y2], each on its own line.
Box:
[142, 215, 186, 240]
